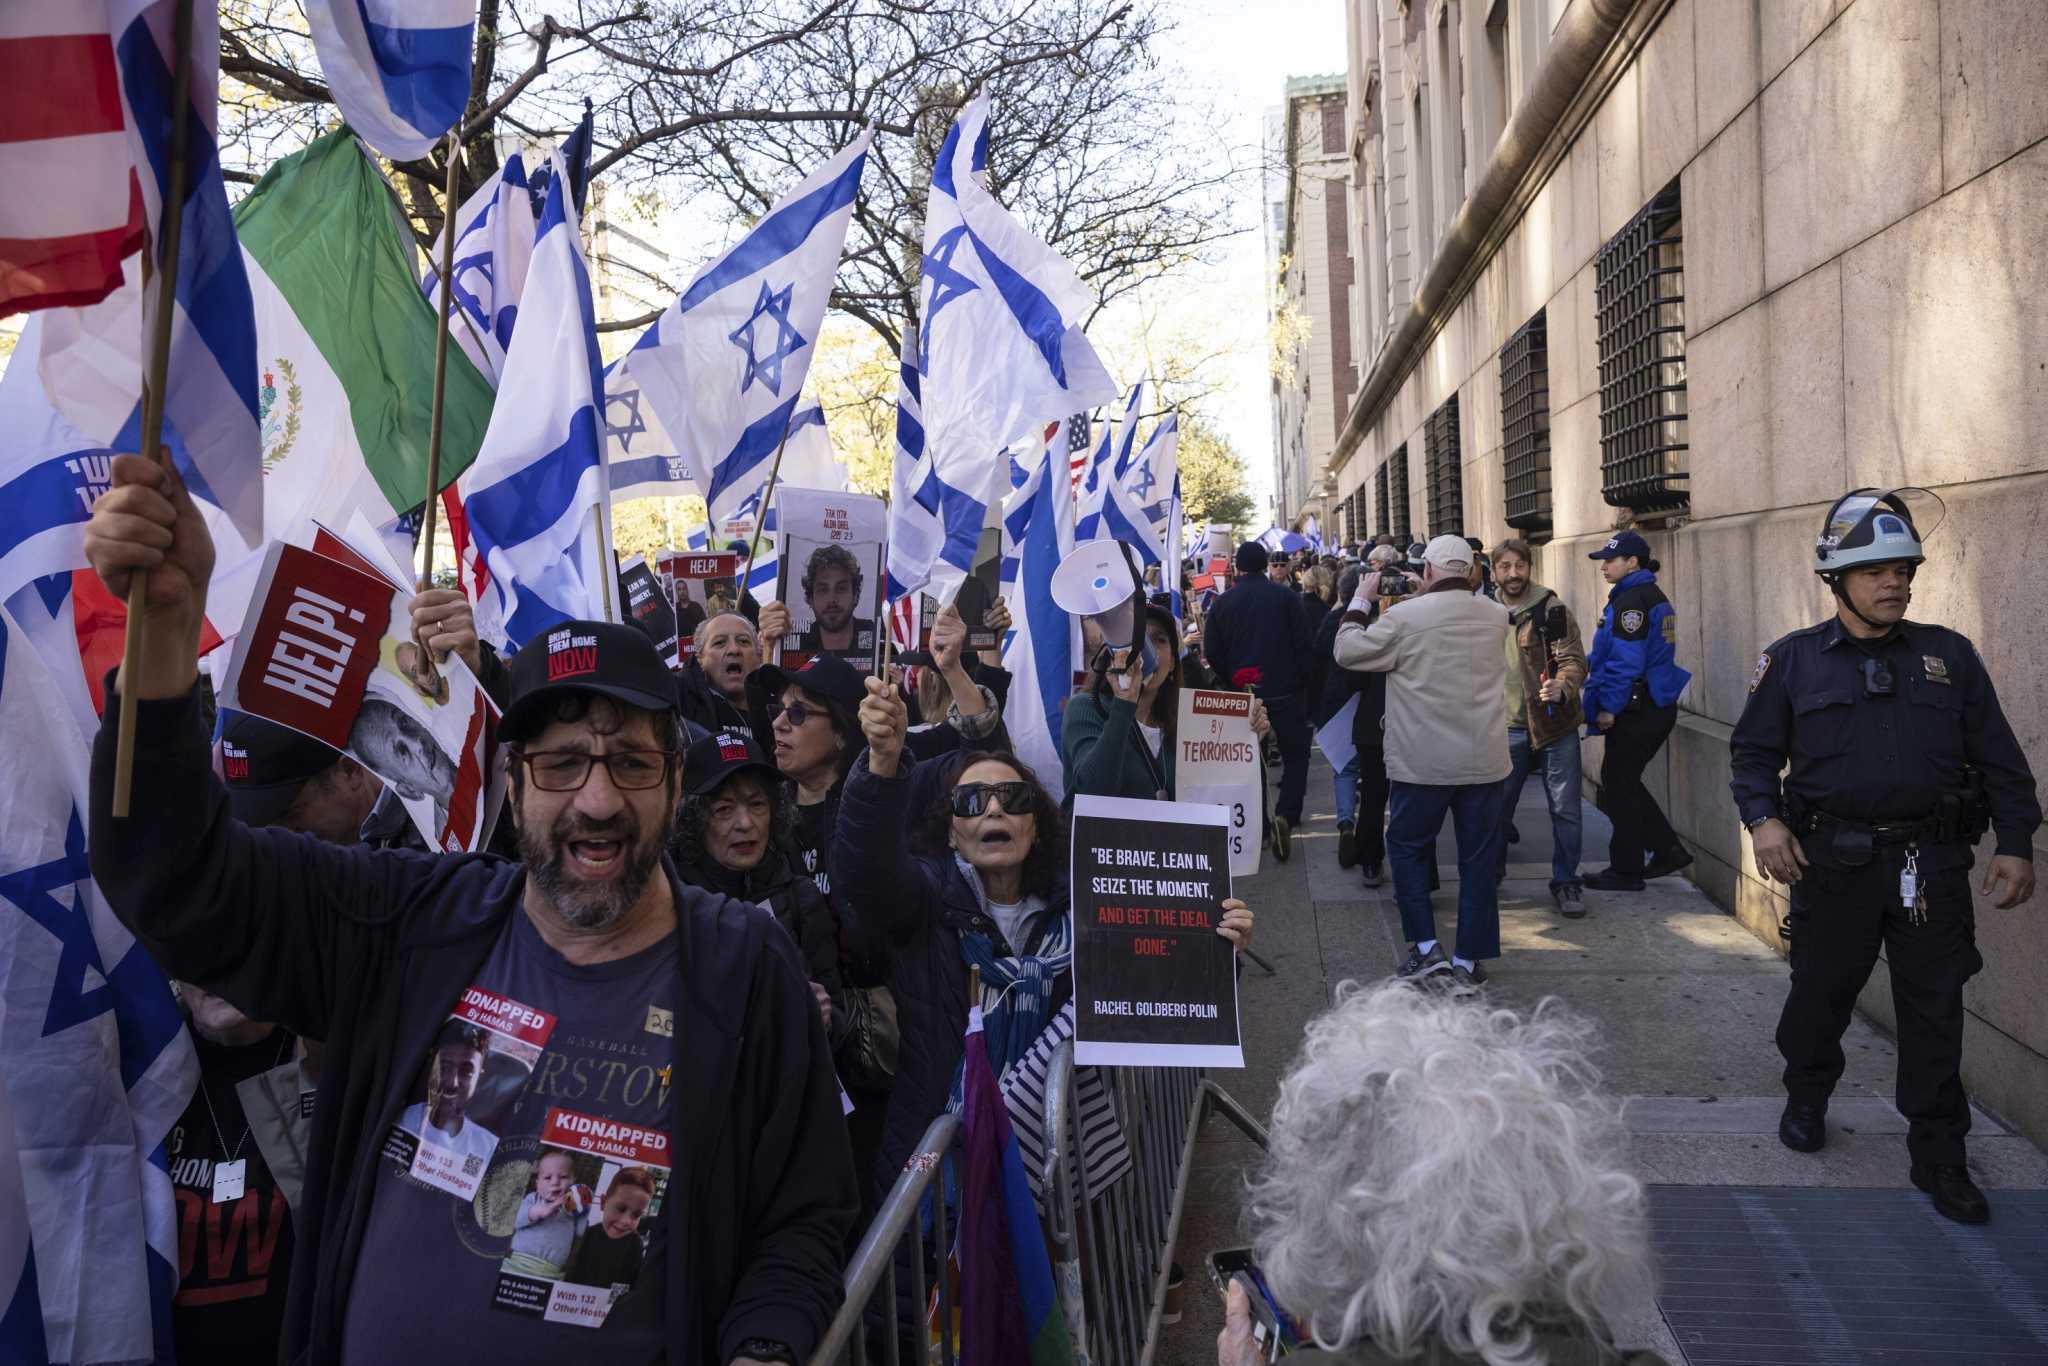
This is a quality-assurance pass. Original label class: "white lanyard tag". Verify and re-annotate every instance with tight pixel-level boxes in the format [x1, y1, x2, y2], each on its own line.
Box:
[211, 1158, 247, 1205]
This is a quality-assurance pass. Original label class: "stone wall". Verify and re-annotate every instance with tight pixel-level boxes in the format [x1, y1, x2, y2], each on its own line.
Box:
[1333, 0, 2048, 1145]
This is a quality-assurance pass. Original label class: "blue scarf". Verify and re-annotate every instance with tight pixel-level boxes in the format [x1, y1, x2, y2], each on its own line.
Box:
[948, 856, 1071, 1108]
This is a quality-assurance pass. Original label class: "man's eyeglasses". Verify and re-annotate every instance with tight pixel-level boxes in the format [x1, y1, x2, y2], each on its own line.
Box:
[950, 780, 1033, 818]
[769, 700, 827, 728]
[514, 749, 678, 792]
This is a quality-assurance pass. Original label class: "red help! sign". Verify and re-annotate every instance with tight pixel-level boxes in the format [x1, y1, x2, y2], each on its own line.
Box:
[231, 544, 393, 751]
[658, 552, 738, 580]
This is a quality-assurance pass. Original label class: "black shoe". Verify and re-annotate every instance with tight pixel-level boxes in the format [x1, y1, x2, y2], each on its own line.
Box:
[1360, 860, 1383, 887]
[1553, 883, 1587, 918]
[1395, 943, 1451, 979]
[1643, 845, 1695, 880]
[1912, 1163, 1990, 1224]
[1448, 960, 1488, 989]
[1582, 868, 1646, 892]
[1779, 1101, 1827, 1153]
[1507, 821, 1521, 845]
[1337, 820, 1358, 869]
[1270, 814, 1293, 862]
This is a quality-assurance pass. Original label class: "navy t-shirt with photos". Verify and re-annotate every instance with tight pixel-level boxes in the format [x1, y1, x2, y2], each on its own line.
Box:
[340, 907, 680, 1362]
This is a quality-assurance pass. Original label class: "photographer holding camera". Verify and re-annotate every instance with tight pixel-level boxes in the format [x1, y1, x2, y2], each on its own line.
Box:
[1335, 537, 1511, 988]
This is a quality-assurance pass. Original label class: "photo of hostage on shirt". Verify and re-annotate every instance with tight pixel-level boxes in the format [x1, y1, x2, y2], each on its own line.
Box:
[390, 989, 555, 1200]
[492, 1108, 669, 1327]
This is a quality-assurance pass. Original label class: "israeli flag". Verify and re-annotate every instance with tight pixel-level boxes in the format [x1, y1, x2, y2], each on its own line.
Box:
[455, 152, 610, 652]
[421, 151, 537, 385]
[1163, 474, 1186, 616]
[0, 601, 197, 1366]
[1000, 440, 1080, 805]
[1301, 512, 1323, 553]
[887, 94, 1117, 602]
[1075, 384, 1144, 542]
[302, 0, 475, 161]
[39, 1, 265, 547]
[617, 131, 869, 527]
[1124, 413, 1178, 523]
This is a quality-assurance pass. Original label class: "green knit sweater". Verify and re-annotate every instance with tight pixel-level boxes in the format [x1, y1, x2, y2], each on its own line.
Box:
[1060, 692, 1175, 802]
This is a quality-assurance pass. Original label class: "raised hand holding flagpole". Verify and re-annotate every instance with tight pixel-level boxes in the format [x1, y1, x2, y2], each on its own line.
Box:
[112, 0, 196, 818]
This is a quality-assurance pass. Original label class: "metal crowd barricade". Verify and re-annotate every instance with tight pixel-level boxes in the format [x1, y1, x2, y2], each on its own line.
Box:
[809, 1051, 1268, 1366]
[1042, 1043, 1269, 1366]
[811, 1113, 961, 1366]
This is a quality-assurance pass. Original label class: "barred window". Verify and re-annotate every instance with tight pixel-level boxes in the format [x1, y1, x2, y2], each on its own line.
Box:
[1500, 309, 1552, 536]
[1594, 180, 1688, 514]
[1374, 461, 1391, 540]
[1383, 446, 1412, 545]
[1424, 395, 1462, 537]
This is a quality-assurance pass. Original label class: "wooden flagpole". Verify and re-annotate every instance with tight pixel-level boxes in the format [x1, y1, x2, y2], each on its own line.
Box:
[742, 408, 801, 574]
[112, 0, 196, 819]
[414, 129, 463, 591]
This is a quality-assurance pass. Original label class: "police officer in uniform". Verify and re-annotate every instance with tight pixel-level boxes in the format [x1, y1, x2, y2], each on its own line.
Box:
[1731, 488, 2038, 1224]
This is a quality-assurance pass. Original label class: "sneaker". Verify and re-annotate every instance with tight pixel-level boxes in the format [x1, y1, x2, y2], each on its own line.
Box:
[1553, 883, 1587, 918]
[1395, 943, 1451, 979]
[1446, 961, 1488, 990]
[1360, 860, 1384, 887]
[1582, 868, 1646, 892]
[1337, 820, 1358, 869]
[1643, 845, 1696, 881]
[1270, 814, 1293, 862]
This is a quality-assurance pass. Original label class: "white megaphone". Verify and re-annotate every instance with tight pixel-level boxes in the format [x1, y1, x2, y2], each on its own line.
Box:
[1051, 540, 1155, 679]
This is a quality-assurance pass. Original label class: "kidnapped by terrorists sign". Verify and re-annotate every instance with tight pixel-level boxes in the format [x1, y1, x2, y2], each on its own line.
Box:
[1069, 795, 1243, 1069]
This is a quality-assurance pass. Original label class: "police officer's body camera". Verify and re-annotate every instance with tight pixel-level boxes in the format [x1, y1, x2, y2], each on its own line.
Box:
[1730, 487, 2039, 1227]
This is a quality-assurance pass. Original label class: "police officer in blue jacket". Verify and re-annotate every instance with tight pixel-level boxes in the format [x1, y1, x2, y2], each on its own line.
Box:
[1731, 488, 2037, 1225]
[1581, 532, 1694, 892]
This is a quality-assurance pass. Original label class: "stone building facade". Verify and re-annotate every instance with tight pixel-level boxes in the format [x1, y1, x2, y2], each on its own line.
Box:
[1269, 75, 1357, 533]
[1327, 0, 2048, 1145]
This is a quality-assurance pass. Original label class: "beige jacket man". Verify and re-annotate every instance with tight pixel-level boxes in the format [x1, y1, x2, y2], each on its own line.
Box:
[1334, 552, 1511, 787]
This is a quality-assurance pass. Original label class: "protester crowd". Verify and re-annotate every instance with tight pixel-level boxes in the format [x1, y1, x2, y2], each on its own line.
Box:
[76, 446, 2040, 1366]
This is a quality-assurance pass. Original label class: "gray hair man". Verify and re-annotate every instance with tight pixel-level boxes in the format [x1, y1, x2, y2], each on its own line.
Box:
[1218, 981, 1667, 1365]
[1334, 534, 1511, 988]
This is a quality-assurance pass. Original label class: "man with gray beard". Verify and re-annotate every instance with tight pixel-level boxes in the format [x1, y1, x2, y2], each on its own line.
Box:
[83, 451, 854, 1366]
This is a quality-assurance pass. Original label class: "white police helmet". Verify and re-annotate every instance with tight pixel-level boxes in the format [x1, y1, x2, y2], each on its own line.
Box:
[1813, 487, 1944, 577]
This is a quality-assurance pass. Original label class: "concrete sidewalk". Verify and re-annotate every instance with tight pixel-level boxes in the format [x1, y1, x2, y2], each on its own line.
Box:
[1157, 752, 2048, 1366]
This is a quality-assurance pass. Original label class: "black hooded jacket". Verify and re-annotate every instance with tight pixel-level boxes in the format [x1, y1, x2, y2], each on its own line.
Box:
[89, 684, 856, 1366]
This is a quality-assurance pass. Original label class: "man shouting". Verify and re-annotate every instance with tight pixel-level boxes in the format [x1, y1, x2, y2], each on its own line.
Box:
[83, 453, 854, 1366]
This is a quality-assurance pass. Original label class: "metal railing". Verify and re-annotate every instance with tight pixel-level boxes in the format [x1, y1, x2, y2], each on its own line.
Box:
[811, 1113, 960, 1366]
[811, 1056, 1268, 1366]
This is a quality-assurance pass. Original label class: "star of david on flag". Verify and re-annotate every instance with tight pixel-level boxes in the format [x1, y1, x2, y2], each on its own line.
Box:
[729, 282, 807, 396]
[617, 129, 870, 526]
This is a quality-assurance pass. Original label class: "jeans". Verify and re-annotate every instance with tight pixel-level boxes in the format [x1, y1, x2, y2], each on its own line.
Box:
[1597, 703, 1679, 875]
[1262, 692, 1311, 824]
[1386, 780, 1505, 961]
[1496, 728, 1584, 888]
[1334, 755, 1359, 827]
[1356, 747, 1389, 865]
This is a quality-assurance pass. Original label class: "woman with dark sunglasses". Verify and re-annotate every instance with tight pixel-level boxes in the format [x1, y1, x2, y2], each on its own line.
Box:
[831, 677, 1255, 1210]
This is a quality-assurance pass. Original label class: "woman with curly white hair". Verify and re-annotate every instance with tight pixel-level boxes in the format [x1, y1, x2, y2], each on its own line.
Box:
[1218, 981, 1671, 1365]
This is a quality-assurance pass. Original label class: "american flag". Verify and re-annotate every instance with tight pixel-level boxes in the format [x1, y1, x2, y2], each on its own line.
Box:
[0, 7, 145, 316]
[1066, 411, 1093, 489]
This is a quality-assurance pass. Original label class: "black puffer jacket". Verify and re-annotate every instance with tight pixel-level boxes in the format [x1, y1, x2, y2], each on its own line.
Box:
[828, 751, 1073, 1200]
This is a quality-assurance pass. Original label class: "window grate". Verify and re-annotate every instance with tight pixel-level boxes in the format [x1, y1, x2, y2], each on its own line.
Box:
[1374, 460, 1391, 541]
[1424, 395, 1462, 538]
[1500, 309, 1552, 535]
[1594, 181, 1688, 514]
[1386, 445, 1411, 546]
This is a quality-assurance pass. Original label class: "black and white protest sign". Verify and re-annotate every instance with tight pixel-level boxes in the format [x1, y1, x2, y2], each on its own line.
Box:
[1069, 794, 1242, 1069]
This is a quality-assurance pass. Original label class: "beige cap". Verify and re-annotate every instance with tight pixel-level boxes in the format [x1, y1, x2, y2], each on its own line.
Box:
[1421, 534, 1474, 570]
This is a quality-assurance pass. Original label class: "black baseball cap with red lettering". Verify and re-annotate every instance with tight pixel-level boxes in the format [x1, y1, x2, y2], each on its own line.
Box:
[504, 620, 679, 742]
[681, 729, 781, 798]
[216, 710, 343, 827]
[753, 653, 867, 706]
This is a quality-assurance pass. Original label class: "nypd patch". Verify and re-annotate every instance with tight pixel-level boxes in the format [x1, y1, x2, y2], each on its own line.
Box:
[1749, 652, 1771, 693]
[1620, 608, 1646, 635]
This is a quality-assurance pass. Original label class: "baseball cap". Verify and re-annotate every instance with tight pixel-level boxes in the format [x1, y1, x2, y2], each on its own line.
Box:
[754, 652, 867, 706]
[1588, 530, 1652, 562]
[1421, 534, 1475, 570]
[682, 729, 781, 798]
[218, 710, 342, 827]
[504, 620, 678, 741]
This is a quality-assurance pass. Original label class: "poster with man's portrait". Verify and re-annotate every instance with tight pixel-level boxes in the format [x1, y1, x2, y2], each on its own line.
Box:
[774, 487, 885, 673]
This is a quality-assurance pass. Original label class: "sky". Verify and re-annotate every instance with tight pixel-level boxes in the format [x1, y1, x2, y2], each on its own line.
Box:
[1142, 0, 1352, 519]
